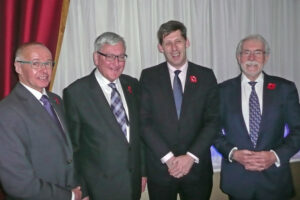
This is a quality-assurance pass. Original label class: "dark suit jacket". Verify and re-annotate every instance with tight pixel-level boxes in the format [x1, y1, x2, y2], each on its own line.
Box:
[63, 70, 143, 200]
[140, 62, 219, 185]
[0, 83, 75, 200]
[214, 73, 300, 199]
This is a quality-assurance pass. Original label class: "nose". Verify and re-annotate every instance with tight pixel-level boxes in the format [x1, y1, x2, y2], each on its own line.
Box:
[248, 52, 255, 60]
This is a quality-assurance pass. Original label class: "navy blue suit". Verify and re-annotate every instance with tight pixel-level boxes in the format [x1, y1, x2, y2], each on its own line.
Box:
[214, 73, 300, 199]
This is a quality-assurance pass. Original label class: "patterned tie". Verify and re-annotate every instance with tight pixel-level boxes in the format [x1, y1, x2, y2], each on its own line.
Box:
[173, 70, 183, 118]
[249, 82, 261, 147]
[40, 95, 66, 140]
[108, 83, 128, 136]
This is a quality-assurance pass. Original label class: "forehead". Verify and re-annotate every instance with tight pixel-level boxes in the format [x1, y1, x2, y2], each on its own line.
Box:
[100, 42, 125, 53]
[22, 45, 52, 60]
[163, 30, 184, 41]
[242, 39, 264, 50]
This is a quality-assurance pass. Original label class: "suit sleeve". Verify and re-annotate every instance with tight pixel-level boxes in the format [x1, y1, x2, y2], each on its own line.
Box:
[0, 108, 72, 200]
[274, 82, 300, 164]
[63, 88, 88, 197]
[187, 71, 220, 159]
[139, 70, 171, 160]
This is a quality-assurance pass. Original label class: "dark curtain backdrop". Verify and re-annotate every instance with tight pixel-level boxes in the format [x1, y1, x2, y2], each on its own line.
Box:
[0, 0, 63, 100]
[0, 0, 64, 198]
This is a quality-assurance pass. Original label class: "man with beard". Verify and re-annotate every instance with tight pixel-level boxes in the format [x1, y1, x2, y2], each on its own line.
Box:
[214, 34, 300, 200]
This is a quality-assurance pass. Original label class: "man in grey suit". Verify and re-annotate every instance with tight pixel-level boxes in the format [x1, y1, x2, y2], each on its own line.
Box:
[0, 42, 86, 200]
[63, 32, 146, 200]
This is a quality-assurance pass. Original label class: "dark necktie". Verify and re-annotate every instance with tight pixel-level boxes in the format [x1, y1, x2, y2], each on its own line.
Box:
[40, 95, 66, 140]
[173, 70, 183, 118]
[108, 83, 128, 136]
[249, 81, 261, 147]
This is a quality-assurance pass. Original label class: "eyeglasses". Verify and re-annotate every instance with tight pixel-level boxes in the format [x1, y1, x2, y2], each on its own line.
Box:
[97, 51, 127, 62]
[16, 60, 55, 69]
[240, 50, 265, 57]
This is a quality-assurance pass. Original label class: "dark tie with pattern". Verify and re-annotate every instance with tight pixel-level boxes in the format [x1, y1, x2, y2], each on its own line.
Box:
[40, 95, 66, 140]
[173, 70, 183, 118]
[108, 83, 128, 136]
[249, 81, 261, 147]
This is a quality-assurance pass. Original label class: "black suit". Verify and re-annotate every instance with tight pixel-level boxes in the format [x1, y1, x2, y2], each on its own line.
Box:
[63, 70, 143, 200]
[0, 83, 75, 200]
[140, 62, 219, 199]
[214, 73, 300, 200]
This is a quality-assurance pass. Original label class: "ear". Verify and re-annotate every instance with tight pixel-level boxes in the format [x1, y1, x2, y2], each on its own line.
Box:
[93, 52, 99, 65]
[263, 54, 270, 65]
[14, 61, 22, 75]
[157, 44, 164, 53]
[185, 39, 190, 48]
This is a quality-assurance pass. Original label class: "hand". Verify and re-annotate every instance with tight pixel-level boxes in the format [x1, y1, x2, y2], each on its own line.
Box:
[245, 151, 277, 171]
[141, 177, 147, 192]
[169, 155, 194, 178]
[165, 156, 177, 170]
[82, 197, 89, 200]
[72, 186, 82, 200]
[233, 150, 276, 171]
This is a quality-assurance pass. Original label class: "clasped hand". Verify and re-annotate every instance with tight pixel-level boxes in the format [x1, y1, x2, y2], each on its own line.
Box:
[166, 155, 194, 178]
[232, 150, 277, 171]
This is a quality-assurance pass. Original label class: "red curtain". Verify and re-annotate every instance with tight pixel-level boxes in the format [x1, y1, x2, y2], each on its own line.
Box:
[0, 0, 63, 100]
[0, 0, 64, 198]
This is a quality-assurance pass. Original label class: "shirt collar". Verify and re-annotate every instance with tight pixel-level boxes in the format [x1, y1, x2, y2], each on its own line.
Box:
[94, 68, 120, 90]
[167, 61, 188, 75]
[241, 72, 264, 85]
[20, 82, 47, 100]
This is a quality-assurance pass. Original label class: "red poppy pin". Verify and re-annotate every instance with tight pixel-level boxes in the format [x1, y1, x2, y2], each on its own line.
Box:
[267, 83, 276, 90]
[190, 75, 197, 83]
[127, 86, 133, 94]
[54, 97, 60, 105]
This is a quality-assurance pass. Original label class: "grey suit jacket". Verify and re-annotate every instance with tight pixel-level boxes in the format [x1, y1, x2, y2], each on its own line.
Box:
[0, 83, 76, 200]
[63, 70, 143, 200]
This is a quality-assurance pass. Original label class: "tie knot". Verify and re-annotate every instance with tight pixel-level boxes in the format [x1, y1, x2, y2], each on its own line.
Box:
[40, 95, 49, 104]
[108, 83, 116, 89]
[174, 70, 181, 76]
[248, 81, 257, 89]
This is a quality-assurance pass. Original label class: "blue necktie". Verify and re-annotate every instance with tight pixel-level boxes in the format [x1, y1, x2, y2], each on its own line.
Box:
[249, 82, 261, 147]
[40, 95, 66, 141]
[108, 83, 128, 136]
[173, 70, 183, 118]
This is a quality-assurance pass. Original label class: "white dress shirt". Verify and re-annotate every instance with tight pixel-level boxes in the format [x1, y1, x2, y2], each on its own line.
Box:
[94, 69, 130, 142]
[160, 62, 199, 164]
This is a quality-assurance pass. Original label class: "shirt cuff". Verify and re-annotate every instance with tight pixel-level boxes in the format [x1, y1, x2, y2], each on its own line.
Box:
[187, 152, 199, 163]
[228, 147, 238, 162]
[161, 152, 174, 163]
[270, 150, 281, 167]
[71, 191, 74, 200]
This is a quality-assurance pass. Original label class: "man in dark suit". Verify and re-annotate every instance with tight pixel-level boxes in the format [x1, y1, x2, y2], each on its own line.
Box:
[0, 42, 84, 200]
[214, 34, 300, 200]
[63, 32, 146, 200]
[140, 20, 219, 200]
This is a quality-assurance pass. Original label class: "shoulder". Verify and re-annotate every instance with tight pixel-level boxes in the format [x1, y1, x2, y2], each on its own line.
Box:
[141, 62, 167, 76]
[63, 70, 95, 92]
[120, 74, 139, 85]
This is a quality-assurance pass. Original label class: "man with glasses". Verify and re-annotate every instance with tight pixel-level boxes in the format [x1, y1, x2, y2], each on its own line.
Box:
[214, 34, 300, 200]
[63, 32, 146, 200]
[0, 42, 85, 200]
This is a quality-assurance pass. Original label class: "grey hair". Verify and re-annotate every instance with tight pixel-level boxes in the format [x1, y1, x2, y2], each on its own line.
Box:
[94, 32, 126, 52]
[236, 34, 270, 58]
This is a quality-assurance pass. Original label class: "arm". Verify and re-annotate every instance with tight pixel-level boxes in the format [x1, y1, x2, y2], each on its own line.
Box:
[0, 112, 72, 199]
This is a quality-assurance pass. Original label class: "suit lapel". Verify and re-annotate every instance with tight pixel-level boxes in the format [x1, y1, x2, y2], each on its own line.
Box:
[159, 64, 179, 120]
[14, 83, 72, 156]
[88, 72, 129, 145]
[256, 74, 277, 147]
